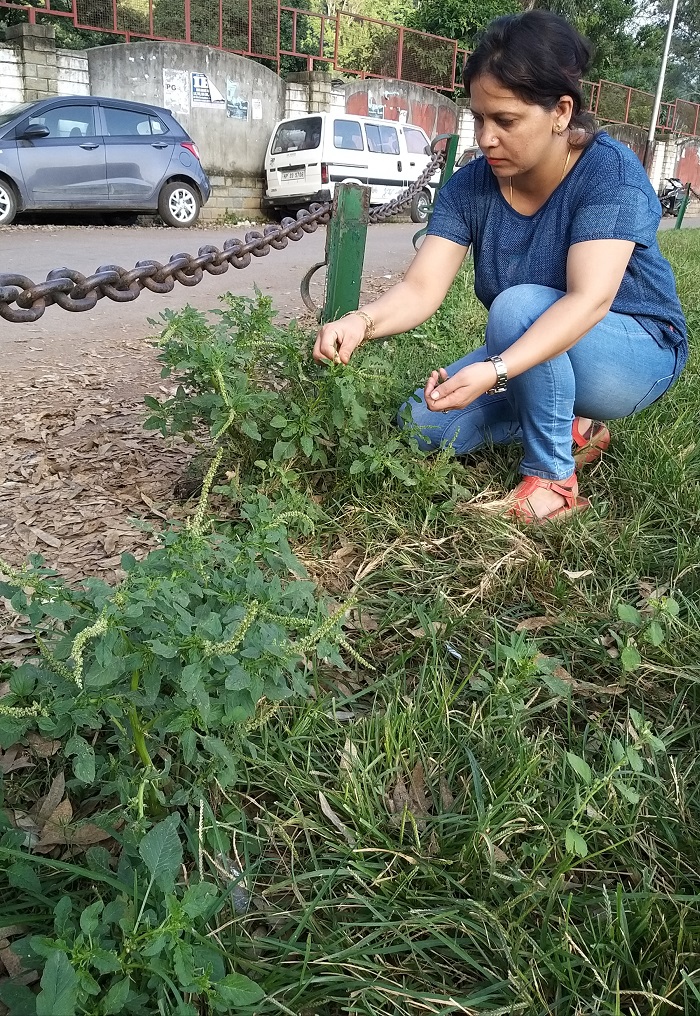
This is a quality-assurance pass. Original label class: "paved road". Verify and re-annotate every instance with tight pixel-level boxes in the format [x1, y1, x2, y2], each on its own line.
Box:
[1, 214, 696, 370]
[0, 221, 419, 368]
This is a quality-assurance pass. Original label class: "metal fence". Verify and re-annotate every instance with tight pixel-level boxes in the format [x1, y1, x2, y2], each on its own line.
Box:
[584, 78, 700, 140]
[3, 0, 700, 137]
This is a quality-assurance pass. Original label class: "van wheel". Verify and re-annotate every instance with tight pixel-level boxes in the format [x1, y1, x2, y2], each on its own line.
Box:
[158, 181, 201, 227]
[410, 189, 431, 224]
[0, 179, 18, 226]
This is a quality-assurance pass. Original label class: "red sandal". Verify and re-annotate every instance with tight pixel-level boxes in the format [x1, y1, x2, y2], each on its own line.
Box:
[572, 417, 610, 466]
[507, 472, 590, 524]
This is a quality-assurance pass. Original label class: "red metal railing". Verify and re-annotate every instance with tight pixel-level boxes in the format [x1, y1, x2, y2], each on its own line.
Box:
[3, 0, 700, 137]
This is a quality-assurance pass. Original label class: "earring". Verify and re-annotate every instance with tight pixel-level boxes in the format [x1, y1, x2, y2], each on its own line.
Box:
[554, 123, 562, 133]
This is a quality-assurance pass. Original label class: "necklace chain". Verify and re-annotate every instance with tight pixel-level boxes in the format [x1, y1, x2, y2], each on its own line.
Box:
[508, 147, 572, 209]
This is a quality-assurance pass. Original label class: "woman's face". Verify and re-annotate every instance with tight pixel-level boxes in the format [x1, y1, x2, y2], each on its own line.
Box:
[469, 73, 571, 178]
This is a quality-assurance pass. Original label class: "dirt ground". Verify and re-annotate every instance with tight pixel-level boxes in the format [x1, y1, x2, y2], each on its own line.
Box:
[0, 245, 399, 595]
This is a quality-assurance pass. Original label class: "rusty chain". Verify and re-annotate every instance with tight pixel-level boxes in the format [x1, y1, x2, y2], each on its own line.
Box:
[0, 147, 445, 324]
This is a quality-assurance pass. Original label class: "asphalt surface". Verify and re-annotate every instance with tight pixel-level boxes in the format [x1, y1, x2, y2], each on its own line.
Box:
[0, 221, 419, 369]
[1, 214, 696, 371]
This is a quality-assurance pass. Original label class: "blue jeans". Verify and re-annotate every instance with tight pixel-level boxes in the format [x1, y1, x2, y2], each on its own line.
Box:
[400, 284, 683, 480]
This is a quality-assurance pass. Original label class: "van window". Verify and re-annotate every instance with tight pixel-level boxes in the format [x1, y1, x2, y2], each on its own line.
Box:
[271, 117, 322, 155]
[365, 124, 400, 156]
[333, 119, 364, 151]
[404, 126, 429, 154]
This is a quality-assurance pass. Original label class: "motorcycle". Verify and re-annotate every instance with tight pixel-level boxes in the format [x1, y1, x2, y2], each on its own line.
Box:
[659, 177, 686, 217]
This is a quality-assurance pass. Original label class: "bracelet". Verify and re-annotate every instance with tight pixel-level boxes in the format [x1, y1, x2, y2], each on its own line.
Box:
[343, 309, 376, 344]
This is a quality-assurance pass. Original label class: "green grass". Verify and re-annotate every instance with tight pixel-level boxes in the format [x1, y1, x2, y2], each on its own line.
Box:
[205, 231, 700, 1015]
[2, 233, 700, 1015]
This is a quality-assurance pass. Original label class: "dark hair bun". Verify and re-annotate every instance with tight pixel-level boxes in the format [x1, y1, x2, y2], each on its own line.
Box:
[463, 10, 595, 133]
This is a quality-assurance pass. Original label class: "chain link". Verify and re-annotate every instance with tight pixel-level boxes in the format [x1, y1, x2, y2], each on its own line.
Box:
[0, 149, 444, 324]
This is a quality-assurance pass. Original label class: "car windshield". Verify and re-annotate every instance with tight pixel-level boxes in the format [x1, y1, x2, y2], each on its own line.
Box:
[0, 102, 35, 129]
[271, 117, 322, 155]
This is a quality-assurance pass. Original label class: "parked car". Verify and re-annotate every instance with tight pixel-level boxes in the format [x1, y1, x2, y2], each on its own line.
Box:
[0, 96, 211, 227]
[263, 112, 439, 223]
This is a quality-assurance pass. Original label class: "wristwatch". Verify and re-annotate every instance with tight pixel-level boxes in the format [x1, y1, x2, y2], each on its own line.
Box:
[485, 354, 508, 394]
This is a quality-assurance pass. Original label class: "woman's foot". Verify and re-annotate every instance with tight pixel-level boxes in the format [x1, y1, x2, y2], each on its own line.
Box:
[507, 472, 590, 523]
[572, 417, 610, 466]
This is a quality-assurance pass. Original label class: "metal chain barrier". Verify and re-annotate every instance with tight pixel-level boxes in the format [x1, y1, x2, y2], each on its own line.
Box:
[0, 148, 445, 325]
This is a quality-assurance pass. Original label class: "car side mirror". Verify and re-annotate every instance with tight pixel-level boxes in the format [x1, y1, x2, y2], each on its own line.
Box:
[424, 144, 432, 155]
[20, 124, 50, 139]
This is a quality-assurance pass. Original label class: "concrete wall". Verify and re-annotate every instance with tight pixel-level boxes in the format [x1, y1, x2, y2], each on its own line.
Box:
[0, 43, 23, 111]
[344, 77, 458, 137]
[87, 42, 285, 219]
[56, 49, 90, 96]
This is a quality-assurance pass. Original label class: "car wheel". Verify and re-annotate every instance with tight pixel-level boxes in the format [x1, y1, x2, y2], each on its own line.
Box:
[158, 181, 201, 227]
[410, 189, 431, 224]
[0, 179, 18, 226]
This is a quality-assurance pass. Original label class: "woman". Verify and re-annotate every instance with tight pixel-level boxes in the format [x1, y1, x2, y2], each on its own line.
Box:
[313, 10, 687, 522]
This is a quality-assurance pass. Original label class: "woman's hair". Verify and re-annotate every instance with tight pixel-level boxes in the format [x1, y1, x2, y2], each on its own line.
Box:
[463, 10, 596, 136]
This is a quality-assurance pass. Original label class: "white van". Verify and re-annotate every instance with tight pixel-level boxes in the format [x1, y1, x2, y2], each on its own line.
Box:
[262, 112, 439, 223]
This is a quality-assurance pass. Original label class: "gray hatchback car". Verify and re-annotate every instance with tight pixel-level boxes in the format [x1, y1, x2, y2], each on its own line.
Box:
[0, 95, 211, 227]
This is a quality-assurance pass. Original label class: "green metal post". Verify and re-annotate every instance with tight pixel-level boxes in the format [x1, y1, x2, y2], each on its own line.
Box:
[675, 182, 691, 229]
[322, 182, 370, 323]
[413, 133, 460, 249]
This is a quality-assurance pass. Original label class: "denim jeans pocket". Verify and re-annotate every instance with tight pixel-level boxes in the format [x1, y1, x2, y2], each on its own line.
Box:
[631, 372, 676, 415]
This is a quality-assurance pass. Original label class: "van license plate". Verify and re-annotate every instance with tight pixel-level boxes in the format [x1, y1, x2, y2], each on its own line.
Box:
[282, 169, 304, 181]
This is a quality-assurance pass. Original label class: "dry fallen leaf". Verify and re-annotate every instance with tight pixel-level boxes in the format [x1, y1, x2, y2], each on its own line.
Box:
[318, 791, 355, 845]
[0, 745, 33, 775]
[38, 798, 74, 846]
[515, 615, 558, 632]
[34, 773, 66, 827]
[562, 569, 593, 581]
[26, 732, 61, 758]
[0, 944, 24, 979]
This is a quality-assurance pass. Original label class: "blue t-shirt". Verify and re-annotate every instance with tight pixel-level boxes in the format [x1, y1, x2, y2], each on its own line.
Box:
[427, 132, 687, 367]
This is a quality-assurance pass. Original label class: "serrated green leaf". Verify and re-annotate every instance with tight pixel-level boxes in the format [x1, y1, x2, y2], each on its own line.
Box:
[0, 983, 37, 1016]
[240, 418, 262, 441]
[662, 596, 680, 617]
[65, 735, 96, 784]
[645, 620, 665, 646]
[564, 827, 588, 857]
[7, 861, 42, 894]
[300, 434, 314, 457]
[79, 900, 103, 936]
[149, 640, 178, 658]
[626, 746, 644, 773]
[566, 751, 592, 785]
[138, 814, 183, 891]
[614, 780, 641, 805]
[181, 881, 219, 920]
[269, 415, 288, 429]
[181, 727, 198, 766]
[215, 972, 265, 1006]
[36, 951, 78, 1016]
[103, 977, 130, 1016]
[617, 603, 643, 626]
[621, 644, 642, 672]
[41, 601, 76, 621]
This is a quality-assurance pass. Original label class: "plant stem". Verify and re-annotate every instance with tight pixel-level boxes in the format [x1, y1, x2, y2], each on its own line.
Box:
[129, 671, 154, 769]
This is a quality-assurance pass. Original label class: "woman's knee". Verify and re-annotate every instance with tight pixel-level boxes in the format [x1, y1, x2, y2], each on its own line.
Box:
[486, 285, 564, 356]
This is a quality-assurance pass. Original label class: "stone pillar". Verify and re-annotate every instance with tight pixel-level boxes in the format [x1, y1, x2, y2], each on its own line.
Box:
[284, 71, 333, 115]
[649, 141, 666, 192]
[661, 138, 679, 182]
[456, 98, 476, 157]
[6, 23, 58, 101]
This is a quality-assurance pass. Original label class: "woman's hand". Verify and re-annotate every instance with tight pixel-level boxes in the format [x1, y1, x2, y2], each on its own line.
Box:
[313, 313, 368, 365]
[425, 361, 497, 411]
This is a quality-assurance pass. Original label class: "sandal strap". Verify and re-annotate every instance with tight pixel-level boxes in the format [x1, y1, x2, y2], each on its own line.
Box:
[509, 473, 579, 522]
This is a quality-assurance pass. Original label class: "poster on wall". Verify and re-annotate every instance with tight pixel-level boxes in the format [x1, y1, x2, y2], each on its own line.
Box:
[368, 102, 385, 119]
[163, 69, 190, 117]
[398, 109, 408, 124]
[191, 72, 225, 107]
[251, 97, 263, 120]
[226, 80, 250, 121]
